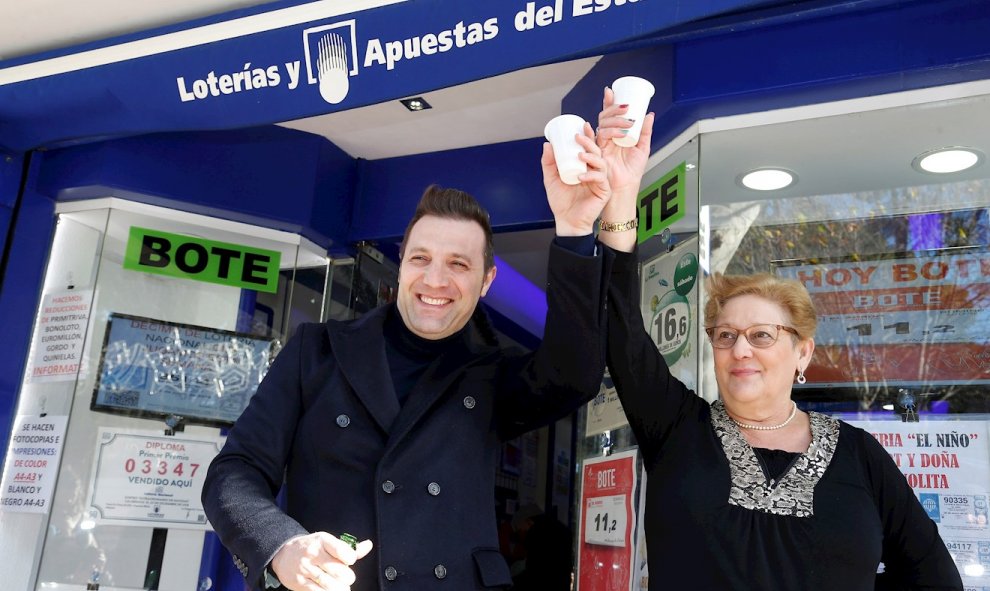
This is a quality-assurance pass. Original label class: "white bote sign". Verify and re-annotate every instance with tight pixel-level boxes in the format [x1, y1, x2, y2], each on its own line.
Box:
[86, 428, 224, 529]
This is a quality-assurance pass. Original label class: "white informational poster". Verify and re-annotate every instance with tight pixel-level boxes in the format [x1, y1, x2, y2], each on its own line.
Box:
[86, 428, 224, 529]
[0, 415, 68, 513]
[27, 289, 93, 382]
[848, 419, 990, 586]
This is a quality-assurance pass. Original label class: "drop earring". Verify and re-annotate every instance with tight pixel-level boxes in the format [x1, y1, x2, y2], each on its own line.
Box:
[796, 369, 807, 385]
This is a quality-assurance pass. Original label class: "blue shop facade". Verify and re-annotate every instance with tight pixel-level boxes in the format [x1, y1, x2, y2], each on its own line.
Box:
[2, 1, 990, 589]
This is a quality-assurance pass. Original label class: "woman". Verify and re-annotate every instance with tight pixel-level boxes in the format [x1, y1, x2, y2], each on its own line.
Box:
[592, 88, 963, 590]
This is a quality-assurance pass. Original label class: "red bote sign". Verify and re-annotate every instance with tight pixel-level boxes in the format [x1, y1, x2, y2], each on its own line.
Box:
[773, 249, 990, 386]
[577, 450, 638, 591]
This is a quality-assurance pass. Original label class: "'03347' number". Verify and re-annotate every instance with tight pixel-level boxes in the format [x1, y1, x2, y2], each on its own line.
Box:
[123, 458, 200, 477]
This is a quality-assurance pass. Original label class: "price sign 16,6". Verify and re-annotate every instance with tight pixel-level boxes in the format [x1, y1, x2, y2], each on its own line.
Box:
[584, 493, 628, 547]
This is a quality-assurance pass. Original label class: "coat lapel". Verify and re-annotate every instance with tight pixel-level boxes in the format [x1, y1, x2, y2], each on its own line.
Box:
[326, 306, 400, 434]
[385, 321, 500, 451]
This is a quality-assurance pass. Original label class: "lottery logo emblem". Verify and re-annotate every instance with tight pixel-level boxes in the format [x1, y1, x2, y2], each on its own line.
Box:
[303, 21, 359, 105]
[919, 493, 940, 521]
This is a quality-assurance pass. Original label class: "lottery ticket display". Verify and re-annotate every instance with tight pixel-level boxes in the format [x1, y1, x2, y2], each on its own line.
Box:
[849, 419, 990, 586]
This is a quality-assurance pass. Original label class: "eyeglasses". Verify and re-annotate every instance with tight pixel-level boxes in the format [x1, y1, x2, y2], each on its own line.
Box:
[704, 324, 799, 349]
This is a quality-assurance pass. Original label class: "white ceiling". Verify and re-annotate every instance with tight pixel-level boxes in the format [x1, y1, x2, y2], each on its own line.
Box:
[279, 57, 600, 160]
[0, 0, 273, 61]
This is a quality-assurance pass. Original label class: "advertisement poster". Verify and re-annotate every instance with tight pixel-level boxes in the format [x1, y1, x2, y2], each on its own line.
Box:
[577, 449, 639, 591]
[27, 289, 93, 383]
[773, 249, 990, 386]
[86, 428, 224, 529]
[92, 313, 276, 425]
[640, 239, 700, 391]
[585, 239, 700, 437]
[848, 419, 990, 585]
[0, 415, 68, 513]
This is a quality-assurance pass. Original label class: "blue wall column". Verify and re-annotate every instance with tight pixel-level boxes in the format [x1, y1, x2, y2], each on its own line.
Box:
[0, 151, 56, 464]
[0, 150, 24, 265]
[0, 148, 27, 458]
[36, 126, 356, 248]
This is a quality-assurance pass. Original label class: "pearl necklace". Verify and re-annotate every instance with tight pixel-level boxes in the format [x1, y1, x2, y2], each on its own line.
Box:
[731, 401, 798, 431]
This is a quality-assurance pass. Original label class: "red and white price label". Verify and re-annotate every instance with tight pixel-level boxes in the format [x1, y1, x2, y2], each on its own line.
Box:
[577, 449, 638, 591]
[584, 493, 628, 547]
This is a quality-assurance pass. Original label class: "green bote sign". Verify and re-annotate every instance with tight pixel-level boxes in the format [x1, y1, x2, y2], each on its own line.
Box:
[123, 227, 281, 293]
[638, 161, 686, 244]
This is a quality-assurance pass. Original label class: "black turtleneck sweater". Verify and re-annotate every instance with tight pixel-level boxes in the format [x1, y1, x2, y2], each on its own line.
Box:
[383, 306, 470, 405]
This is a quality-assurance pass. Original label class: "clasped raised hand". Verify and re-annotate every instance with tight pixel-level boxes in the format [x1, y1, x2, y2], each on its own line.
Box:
[542, 120, 611, 237]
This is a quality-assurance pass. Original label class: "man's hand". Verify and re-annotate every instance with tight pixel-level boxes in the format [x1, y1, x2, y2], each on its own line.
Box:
[270, 532, 373, 590]
[542, 120, 611, 236]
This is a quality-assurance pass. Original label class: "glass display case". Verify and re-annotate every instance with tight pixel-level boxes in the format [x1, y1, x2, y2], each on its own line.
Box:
[0, 198, 337, 590]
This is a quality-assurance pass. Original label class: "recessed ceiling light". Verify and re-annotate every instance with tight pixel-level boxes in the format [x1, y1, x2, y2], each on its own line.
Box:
[400, 96, 432, 111]
[912, 147, 984, 174]
[738, 168, 796, 191]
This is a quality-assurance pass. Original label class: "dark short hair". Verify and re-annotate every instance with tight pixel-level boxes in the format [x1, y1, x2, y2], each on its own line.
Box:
[399, 184, 495, 272]
[704, 272, 818, 340]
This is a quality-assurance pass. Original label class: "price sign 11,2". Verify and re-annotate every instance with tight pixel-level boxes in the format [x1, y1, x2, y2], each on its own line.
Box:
[583, 493, 628, 547]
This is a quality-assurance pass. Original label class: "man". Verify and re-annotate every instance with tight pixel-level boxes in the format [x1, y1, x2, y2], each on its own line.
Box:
[202, 124, 613, 590]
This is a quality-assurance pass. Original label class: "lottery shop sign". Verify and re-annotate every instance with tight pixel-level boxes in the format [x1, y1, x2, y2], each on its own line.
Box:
[85, 428, 224, 529]
[773, 249, 990, 386]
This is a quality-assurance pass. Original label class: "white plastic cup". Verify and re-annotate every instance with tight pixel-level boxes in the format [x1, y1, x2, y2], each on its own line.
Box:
[611, 76, 655, 147]
[544, 114, 587, 185]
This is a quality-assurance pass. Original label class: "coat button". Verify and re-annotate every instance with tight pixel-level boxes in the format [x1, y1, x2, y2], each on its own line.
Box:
[434, 564, 447, 579]
[427, 482, 440, 496]
[382, 480, 396, 494]
[463, 396, 476, 409]
[384, 566, 398, 581]
[336, 414, 350, 428]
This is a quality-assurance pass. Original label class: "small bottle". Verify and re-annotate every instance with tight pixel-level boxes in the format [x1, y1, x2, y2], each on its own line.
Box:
[340, 533, 358, 550]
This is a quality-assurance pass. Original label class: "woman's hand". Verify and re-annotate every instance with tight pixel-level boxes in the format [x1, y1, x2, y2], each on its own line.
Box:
[595, 86, 654, 252]
[542, 120, 611, 236]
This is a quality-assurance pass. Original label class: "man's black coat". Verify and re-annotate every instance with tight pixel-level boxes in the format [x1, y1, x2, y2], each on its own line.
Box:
[202, 244, 611, 590]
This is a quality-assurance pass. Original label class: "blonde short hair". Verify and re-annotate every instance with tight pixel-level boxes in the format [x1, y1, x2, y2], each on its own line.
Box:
[703, 273, 817, 340]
